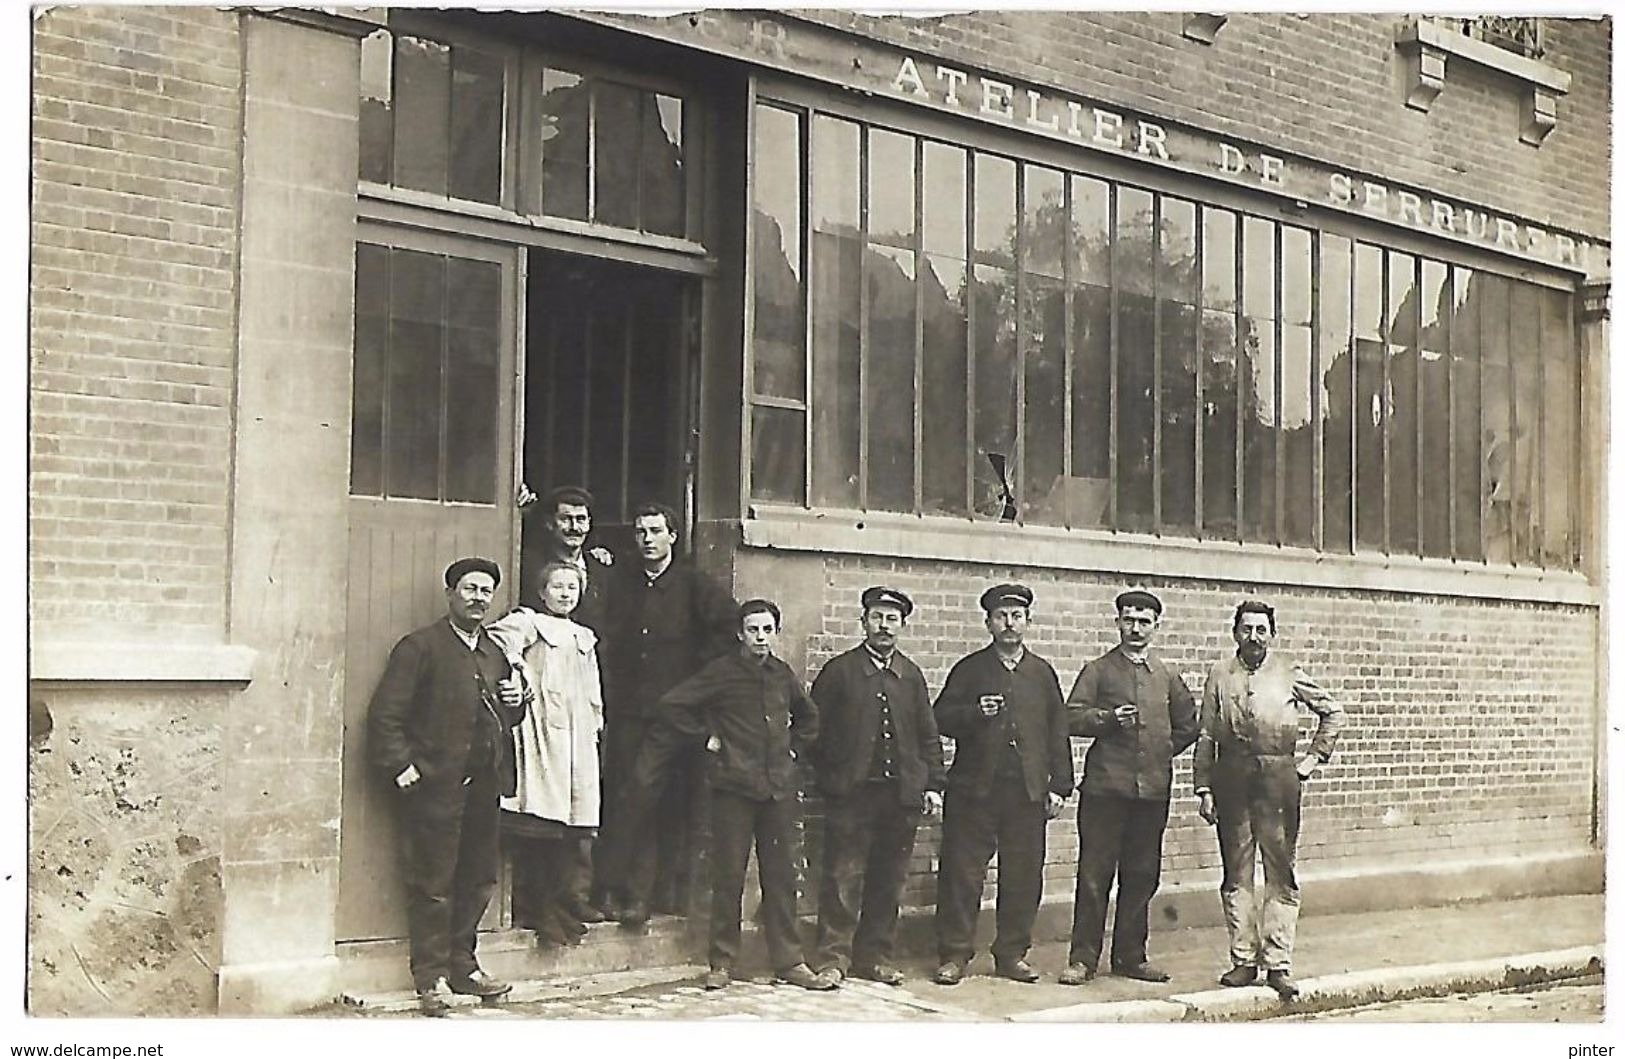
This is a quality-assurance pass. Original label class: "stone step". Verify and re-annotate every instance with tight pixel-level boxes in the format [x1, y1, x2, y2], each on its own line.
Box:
[336, 914, 696, 1004]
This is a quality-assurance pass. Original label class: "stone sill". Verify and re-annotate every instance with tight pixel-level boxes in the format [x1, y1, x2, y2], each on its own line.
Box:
[1400, 18, 1571, 93]
[30, 641, 257, 684]
[1395, 17, 1572, 145]
[740, 505, 1597, 607]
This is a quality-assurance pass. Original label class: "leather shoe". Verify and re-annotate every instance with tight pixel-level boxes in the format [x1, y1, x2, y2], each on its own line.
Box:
[563, 897, 606, 924]
[1112, 962, 1171, 983]
[1267, 969, 1300, 1000]
[447, 969, 512, 999]
[416, 977, 453, 1017]
[994, 958, 1041, 983]
[852, 964, 904, 986]
[932, 961, 965, 986]
[1218, 964, 1258, 988]
[777, 962, 837, 990]
[814, 966, 845, 988]
[1057, 962, 1096, 986]
[618, 902, 650, 930]
[703, 967, 731, 991]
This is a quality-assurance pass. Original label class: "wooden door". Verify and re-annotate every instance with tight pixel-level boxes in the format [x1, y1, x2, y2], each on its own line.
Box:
[337, 226, 519, 942]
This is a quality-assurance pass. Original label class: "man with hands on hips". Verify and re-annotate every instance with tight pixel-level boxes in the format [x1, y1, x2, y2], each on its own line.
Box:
[1194, 599, 1344, 1001]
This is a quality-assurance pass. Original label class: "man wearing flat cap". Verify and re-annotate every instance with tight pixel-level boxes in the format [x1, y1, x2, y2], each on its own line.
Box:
[1059, 589, 1198, 986]
[368, 557, 529, 1015]
[931, 583, 1073, 985]
[807, 586, 946, 988]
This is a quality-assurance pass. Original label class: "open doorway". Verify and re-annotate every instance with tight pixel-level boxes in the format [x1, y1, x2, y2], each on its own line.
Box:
[522, 251, 697, 566]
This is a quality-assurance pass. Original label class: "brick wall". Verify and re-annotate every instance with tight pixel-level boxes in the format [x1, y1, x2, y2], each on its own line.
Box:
[793, 12, 1611, 240]
[30, 7, 243, 641]
[791, 554, 1597, 910]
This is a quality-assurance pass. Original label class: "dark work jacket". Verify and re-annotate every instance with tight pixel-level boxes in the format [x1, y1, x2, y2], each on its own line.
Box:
[367, 620, 527, 811]
[651, 653, 820, 801]
[601, 560, 738, 721]
[934, 644, 1074, 803]
[809, 645, 947, 808]
[1066, 646, 1199, 802]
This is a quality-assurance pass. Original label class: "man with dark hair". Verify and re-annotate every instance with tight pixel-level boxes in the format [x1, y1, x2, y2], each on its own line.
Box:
[595, 500, 737, 926]
[808, 586, 946, 988]
[1195, 599, 1344, 1001]
[640, 598, 831, 991]
[368, 557, 528, 1016]
[1059, 589, 1199, 986]
[931, 583, 1073, 986]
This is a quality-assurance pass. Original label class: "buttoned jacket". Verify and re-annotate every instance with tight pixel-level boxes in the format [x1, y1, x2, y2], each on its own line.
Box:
[1067, 646, 1199, 802]
[934, 644, 1074, 803]
[809, 645, 947, 807]
[1193, 651, 1344, 793]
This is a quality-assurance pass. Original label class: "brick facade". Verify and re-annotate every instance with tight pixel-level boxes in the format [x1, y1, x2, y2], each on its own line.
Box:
[30, 6, 242, 640]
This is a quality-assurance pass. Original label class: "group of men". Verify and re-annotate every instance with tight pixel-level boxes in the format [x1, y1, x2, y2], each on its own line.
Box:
[368, 485, 1344, 1016]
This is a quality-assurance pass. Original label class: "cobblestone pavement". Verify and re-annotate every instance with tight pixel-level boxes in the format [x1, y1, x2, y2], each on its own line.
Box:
[1284, 976, 1604, 1023]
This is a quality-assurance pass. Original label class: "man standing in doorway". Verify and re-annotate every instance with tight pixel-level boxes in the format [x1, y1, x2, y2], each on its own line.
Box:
[808, 586, 946, 988]
[368, 557, 528, 1016]
[932, 583, 1073, 986]
[1059, 589, 1198, 986]
[596, 501, 737, 927]
[1195, 599, 1344, 1001]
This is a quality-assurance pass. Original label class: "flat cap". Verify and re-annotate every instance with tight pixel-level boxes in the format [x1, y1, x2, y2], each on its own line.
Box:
[861, 586, 914, 617]
[444, 556, 502, 589]
[1115, 589, 1163, 615]
[979, 582, 1034, 612]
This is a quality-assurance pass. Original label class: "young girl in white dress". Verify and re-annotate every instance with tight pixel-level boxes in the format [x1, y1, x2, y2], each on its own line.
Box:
[486, 560, 604, 945]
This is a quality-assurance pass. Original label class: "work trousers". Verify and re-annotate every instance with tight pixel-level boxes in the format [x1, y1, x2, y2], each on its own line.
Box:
[708, 789, 803, 972]
[1214, 753, 1302, 971]
[934, 781, 1047, 966]
[508, 833, 590, 929]
[1067, 793, 1170, 969]
[396, 769, 500, 990]
[607, 716, 696, 911]
[812, 782, 921, 973]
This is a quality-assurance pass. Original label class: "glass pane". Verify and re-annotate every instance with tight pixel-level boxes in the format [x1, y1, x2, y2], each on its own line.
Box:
[1452, 266, 1483, 561]
[973, 154, 1016, 267]
[1118, 187, 1155, 298]
[358, 30, 393, 185]
[1480, 272, 1513, 564]
[1201, 308, 1238, 539]
[1281, 226, 1312, 326]
[594, 81, 640, 229]
[1353, 243, 1385, 550]
[444, 259, 502, 503]
[641, 93, 685, 237]
[539, 68, 588, 220]
[1320, 235, 1353, 553]
[545, 293, 588, 488]
[1419, 260, 1451, 558]
[1071, 284, 1111, 529]
[921, 142, 966, 259]
[866, 246, 917, 512]
[1242, 325, 1276, 543]
[921, 254, 968, 515]
[1117, 287, 1155, 533]
[868, 129, 916, 248]
[587, 308, 627, 518]
[387, 248, 444, 500]
[1509, 281, 1542, 565]
[1541, 287, 1576, 568]
[1387, 252, 1419, 555]
[1161, 197, 1198, 304]
[1242, 216, 1275, 319]
[1021, 165, 1065, 279]
[750, 404, 805, 504]
[449, 45, 504, 205]
[1281, 324, 1314, 547]
[751, 104, 805, 401]
[810, 117, 861, 509]
[1071, 175, 1110, 286]
[972, 263, 1018, 519]
[1022, 275, 1066, 524]
[1202, 207, 1236, 311]
[393, 36, 451, 196]
[351, 243, 387, 496]
[626, 286, 678, 509]
[1161, 299, 1198, 536]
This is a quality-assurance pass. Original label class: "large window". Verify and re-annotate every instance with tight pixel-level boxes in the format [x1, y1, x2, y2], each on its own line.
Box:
[747, 101, 1583, 571]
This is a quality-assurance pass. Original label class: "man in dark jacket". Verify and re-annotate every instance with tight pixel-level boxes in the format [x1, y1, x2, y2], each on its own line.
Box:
[932, 583, 1073, 986]
[1059, 589, 1199, 986]
[642, 599, 832, 992]
[808, 586, 946, 988]
[367, 557, 528, 1016]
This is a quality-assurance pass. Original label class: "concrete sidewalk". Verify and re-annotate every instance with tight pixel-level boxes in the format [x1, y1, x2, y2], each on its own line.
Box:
[344, 891, 1602, 1021]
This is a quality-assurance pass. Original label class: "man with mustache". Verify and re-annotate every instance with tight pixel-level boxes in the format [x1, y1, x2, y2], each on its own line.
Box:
[1195, 599, 1344, 1001]
[1059, 589, 1198, 986]
[807, 586, 946, 988]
